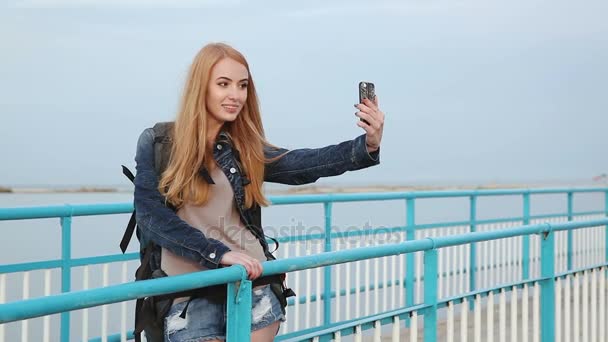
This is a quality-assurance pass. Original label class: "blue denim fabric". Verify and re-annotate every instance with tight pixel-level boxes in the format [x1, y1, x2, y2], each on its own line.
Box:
[133, 127, 380, 270]
[163, 285, 284, 341]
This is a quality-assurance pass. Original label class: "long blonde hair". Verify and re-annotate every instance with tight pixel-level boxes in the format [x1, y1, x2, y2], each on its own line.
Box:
[159, 43, 275, 209]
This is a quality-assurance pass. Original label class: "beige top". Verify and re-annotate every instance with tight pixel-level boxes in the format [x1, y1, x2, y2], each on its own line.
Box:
[161, 166, 266, 276]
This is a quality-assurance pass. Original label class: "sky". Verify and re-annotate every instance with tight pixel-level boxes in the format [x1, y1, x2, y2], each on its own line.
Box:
[1, 0, 607, 187]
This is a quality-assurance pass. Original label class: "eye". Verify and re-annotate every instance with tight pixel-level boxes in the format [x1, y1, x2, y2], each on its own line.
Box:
[218, 82, 228, 87]
[239, 83, 248, 89]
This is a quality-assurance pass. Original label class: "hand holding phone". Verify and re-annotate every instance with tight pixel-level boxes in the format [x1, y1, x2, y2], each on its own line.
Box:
[355, 81, 384, 152]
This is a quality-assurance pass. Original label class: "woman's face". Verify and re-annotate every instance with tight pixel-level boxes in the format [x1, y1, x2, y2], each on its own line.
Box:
[206, 57, 249, 126]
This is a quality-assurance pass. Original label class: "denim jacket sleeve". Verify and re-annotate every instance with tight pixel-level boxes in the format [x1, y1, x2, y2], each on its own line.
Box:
[264, 134, 380, 185]
[133, 128, 230, 269]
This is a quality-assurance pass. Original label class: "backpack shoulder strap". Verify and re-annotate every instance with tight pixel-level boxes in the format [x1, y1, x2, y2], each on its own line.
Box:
[120, 165, 136, 253]
[152, 122, 174, 176]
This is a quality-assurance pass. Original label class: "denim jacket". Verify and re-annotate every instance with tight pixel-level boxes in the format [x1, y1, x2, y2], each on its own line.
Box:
[133, 126, 380, 271]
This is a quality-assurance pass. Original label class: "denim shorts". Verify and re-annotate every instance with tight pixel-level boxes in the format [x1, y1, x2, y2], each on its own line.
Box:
[163, 285, 285, 342]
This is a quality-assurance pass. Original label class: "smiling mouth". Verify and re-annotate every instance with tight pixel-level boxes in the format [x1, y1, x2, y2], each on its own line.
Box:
[222, 104, 240, 109]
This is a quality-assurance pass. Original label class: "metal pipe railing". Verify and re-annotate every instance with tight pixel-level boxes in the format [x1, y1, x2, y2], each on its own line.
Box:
[1, 187, 607, 341]
[1, 188, 607, 220]
[1, 218, 607, 342]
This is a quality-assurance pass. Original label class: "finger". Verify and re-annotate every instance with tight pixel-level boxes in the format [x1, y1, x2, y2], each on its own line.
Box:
[373, 95, 379, 107]
[356, 120, 372, 134]
[355, 102, 374, 113]
[356, 103, 381, 123]
[363, 107, 384, 125]
[257, 263, 263, 278]
[243, 262, 254, 279]
[247, 259, 257, 279]
[356, 111, 379, 128]
[238, 257, 254, 278]
[257, 261, 264, 278]
[252, 260, 262, 279]
[362, 97, 378, 111]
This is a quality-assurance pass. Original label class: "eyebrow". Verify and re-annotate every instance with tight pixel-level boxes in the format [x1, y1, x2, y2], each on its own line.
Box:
[216, 77, 249, 82]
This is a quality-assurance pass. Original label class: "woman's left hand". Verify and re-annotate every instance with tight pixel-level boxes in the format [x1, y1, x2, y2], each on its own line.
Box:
[355, 96, 384, 152]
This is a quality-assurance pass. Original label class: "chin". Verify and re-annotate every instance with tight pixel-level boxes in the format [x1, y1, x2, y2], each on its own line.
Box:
[222, 110, 241, 121]
[222, 114, 239, 122]
[209, 110, 240, 124]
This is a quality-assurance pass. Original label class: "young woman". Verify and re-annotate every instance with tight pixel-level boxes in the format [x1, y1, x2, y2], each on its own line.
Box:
[133, 42, 384, 342]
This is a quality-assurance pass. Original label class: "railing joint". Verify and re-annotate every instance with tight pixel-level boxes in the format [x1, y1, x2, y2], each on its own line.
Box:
[424, 237, 437, 250]
[541, 222, 553, 239]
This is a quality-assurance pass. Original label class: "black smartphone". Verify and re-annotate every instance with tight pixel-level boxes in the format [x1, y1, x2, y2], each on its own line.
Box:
[359, 81, 375, 103]
[358, 81, 375, 125]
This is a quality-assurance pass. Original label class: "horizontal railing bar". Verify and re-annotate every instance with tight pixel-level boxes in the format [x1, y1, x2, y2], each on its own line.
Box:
[277, 303, 428, 341]
[426, 219, 608, 249]
[268, 187, 608, 205]
[563, 210, 604, 217]
[289, 257, 603, 308]
[88, 331, 135, 342]
[554, 263, 607, 279]
[0, 253, 140, 274]
[434, 262, 608, 310]
[274, 210, 601, 243]
[69, 253, 139, 267]
[2, 187, 607, 220]
[0, 238, 438, 322]
[2, 214, 603, 275]
[2, 219, 606, 323]
[0, 203, 133, 220]
[552, 220, 607, 232]
[0, 260, 62, 274]
[0, 265, 248, 323]
[0, 212, 588, 275]
[288, 279, 404, 306]
[438, 278, 543, 307]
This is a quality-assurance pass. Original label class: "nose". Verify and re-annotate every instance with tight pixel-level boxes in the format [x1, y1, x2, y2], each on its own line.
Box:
[227, 86, 239, 101]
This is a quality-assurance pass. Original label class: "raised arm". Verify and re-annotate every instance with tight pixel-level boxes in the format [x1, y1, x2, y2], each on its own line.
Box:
[265, 95, 384, 185]
[133, 128, 230, 269]
[264, 134, 380, 185]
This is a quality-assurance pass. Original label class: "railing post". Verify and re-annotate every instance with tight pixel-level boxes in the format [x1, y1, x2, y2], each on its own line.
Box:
[226, 278, 252, 341]
[405, 198, 415, 327]
[60, 215, 72, 342]
[423, 248, 438, 342]
[567, 192, 573, 271]
[540, 225, 555, 342]
[522, 193, 530, 280]
[469, 195, 477, 310]
[323, 202, 332, 327]
[605, 191, 608, 273]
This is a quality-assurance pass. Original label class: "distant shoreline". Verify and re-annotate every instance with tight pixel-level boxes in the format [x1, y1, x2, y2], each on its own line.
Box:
[1, 182, 606, 195]
[0, 186, 122, 194]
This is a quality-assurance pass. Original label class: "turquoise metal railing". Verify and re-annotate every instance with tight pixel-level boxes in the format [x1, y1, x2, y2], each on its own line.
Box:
[1, 187, 607, 341]
[1, 218, 607, 341]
